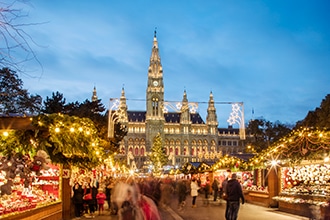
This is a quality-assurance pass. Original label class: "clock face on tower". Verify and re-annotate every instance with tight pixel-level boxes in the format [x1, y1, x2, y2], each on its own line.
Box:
[153, 80, 159, 86]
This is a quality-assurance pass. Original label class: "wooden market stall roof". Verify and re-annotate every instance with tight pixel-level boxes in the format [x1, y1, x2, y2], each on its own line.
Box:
[0, 115, 34, 130]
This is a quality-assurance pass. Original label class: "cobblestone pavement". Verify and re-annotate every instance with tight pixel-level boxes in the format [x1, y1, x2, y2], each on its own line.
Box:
[71, 196, 310, 220]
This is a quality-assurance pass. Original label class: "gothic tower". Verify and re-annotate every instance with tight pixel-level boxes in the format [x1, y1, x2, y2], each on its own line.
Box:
[180, 90, 191, 134]
[91, 86, 98, 102]
[118, 87, 128, 124]
[206, 91, 218, 135]
[146, 30, 165, 150]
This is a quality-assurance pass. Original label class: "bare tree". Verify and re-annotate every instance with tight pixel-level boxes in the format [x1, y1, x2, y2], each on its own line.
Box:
[0, 0, 42, 74]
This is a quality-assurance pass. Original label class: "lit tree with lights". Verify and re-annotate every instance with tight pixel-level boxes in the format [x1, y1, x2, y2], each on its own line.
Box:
[149, 133, 168, 174]
[0, 113, 106, 169]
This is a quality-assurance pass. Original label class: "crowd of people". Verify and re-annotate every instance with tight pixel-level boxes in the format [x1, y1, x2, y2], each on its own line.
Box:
[71, 170, 245, 220]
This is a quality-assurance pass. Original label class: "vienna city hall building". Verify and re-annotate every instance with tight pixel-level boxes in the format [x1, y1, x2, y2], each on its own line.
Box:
[107, 32, 246, 172]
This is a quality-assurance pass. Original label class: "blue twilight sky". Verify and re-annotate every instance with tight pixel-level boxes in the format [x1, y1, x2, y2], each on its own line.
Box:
[8, 0, 330, 127]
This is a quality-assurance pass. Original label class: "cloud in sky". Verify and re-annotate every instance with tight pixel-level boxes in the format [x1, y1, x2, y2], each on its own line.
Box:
[10, 0, 330, 127]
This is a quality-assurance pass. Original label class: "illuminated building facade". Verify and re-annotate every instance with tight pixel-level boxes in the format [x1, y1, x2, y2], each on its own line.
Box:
[109, 31, 245, 170]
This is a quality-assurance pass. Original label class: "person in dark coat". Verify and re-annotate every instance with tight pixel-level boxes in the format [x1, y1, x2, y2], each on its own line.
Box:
[105, 178, 114, 212]
[212, 178, 219, 202]
[72, 182, 84, 218]
[84, 179, 99, 218]
[90, 181, 99, 217]
[225, 173, 245, 220]
[203, 177, 211, 205]
[176, 179, 188, 210]
[222, 169, 232, 219]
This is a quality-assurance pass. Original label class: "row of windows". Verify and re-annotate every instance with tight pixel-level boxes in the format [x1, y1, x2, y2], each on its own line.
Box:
[220, 140, 238, 146]
[127, 126, 237, 136]
[126, 139, 237, 147]
[127, 138, 218, 146]
[121, 145, 222, 157]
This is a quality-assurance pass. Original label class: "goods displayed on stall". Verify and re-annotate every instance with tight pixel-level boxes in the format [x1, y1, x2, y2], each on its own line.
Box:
[212, 169, 259, 191]
[273, 163, 330, 207]
[0, 150, 59, 216]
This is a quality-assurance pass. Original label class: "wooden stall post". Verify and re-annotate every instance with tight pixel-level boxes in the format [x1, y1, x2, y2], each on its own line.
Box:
[267, 167, 279, 208]
[62, 165, 72, 220]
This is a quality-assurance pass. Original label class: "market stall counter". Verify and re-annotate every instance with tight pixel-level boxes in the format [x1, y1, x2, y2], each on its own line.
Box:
[273, 163, 330, 219]
[0, 158, 61, 220]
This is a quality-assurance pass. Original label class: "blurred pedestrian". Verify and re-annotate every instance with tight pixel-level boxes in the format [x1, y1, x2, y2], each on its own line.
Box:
[212, 178, 219, 202]
[203, 177, 211, 206]
[160, 178, 173, 208]
[225, 173, 245, 220]
[176, 178, 188, 211]
[222, 169, 231, 219]
[72, 181, 84, 219]
[96, 188, 107, 215]
[190, 177, 200, 208]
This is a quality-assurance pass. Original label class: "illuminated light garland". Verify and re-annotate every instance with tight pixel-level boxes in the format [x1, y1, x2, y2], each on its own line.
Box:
[248, 127, 330, 168]
[0, 113, 109, 169]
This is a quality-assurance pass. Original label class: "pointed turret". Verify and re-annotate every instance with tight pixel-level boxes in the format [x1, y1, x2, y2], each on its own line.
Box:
[91, 86, 98, 102]
[147, 29, 164, 88]
[150, 29, 161, 65]
[206, 91, 218, 134]
[118, 87, 128, 123]
[180, 90, 190, 124]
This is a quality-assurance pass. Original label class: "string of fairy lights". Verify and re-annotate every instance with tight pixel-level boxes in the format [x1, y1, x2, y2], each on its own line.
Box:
[246, 127, 330, 169]
[1, 112, 330, 172]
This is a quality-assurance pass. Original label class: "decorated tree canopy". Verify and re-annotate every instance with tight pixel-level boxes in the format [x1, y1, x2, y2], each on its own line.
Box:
[181, 162, 197, 174]
[248, 127, 330, 168]
[211, 154, 248, 171]
[0, 113, 108, 169]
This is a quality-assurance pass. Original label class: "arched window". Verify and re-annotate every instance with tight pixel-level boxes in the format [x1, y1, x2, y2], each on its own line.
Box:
[152, 97, 159, 116]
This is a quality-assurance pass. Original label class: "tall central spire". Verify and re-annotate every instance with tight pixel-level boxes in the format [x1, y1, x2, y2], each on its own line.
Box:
[146, 30, 165, 151]
[149, 28, 162, 74]
[146, 29, 164, 119]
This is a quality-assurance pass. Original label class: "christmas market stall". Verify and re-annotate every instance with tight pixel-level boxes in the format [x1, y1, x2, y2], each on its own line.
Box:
[0, 114, 108, 220]
[210, 154, 273, 206]
[251, 127, 330, 219]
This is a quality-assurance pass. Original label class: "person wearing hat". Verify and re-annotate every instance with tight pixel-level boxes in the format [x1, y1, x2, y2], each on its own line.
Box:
[72, 181, 84, 219]
[96, 188, 107, 215]
[225, 173, 245, 220]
